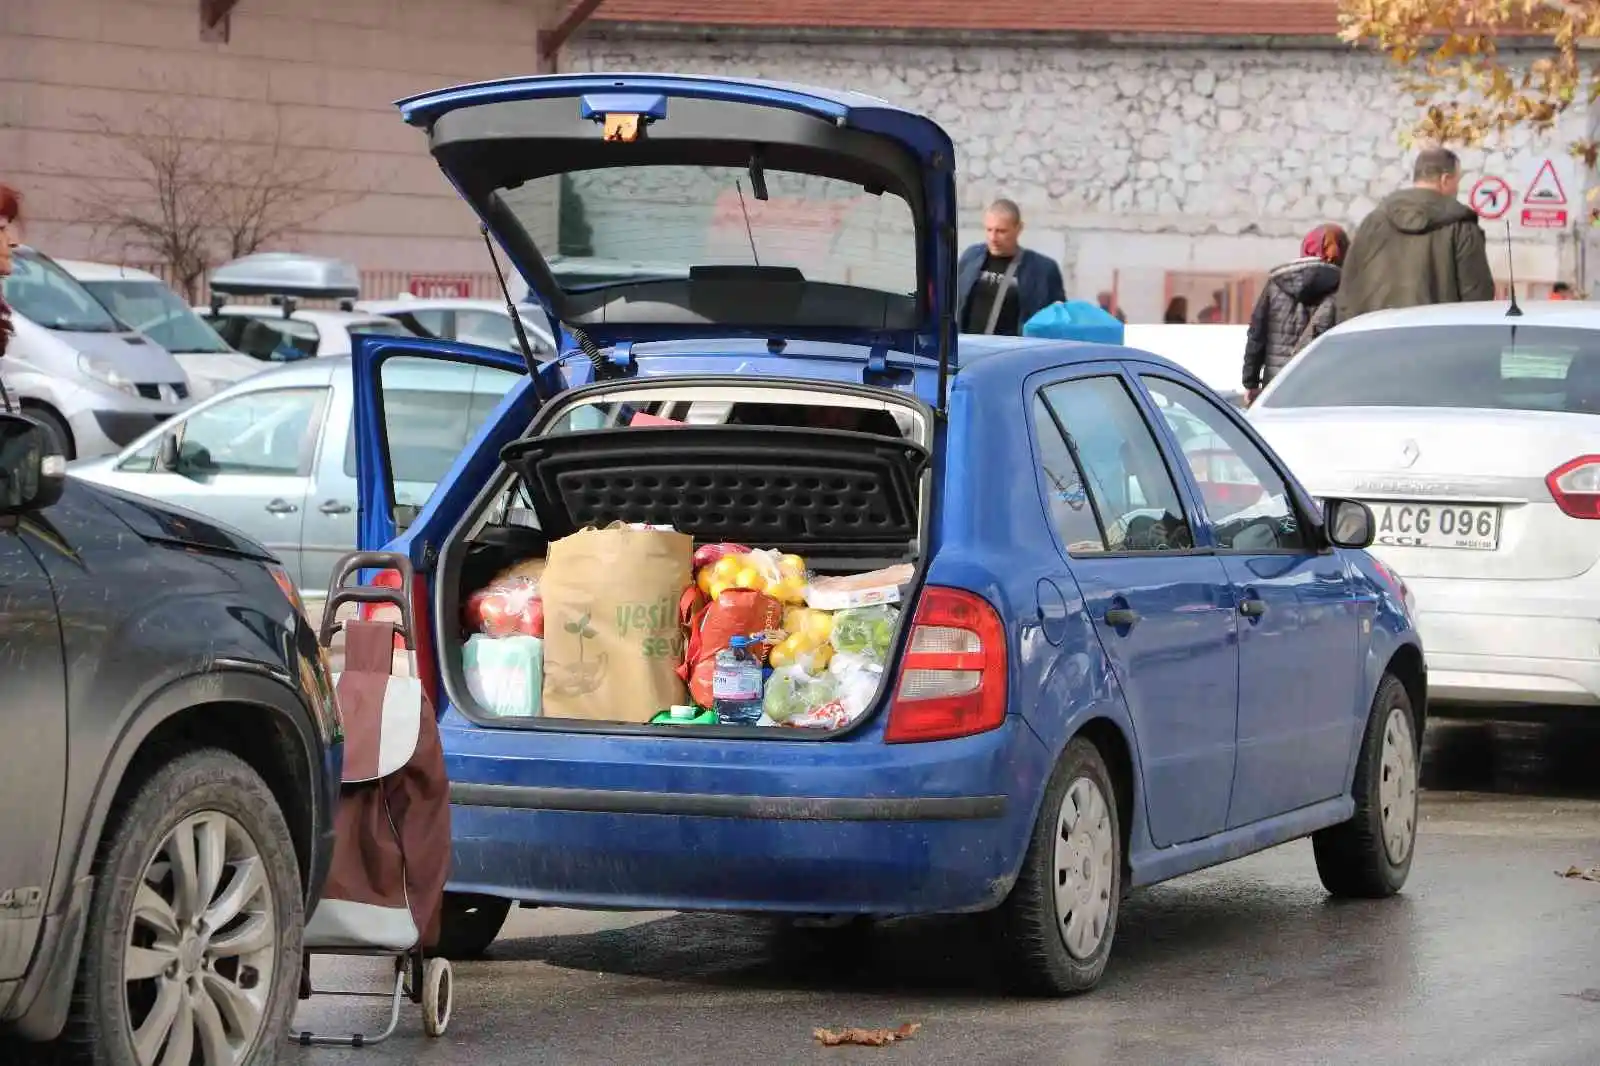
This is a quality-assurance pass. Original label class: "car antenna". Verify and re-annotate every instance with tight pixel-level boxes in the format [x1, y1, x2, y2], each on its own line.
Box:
[479, 224, 545, 383]
[1503, 219, 1522, 318]
[735, 180, 761, 266]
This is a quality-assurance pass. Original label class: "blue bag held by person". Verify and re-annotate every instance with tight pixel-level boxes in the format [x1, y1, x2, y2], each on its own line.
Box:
[1022, 299, 1125, 345]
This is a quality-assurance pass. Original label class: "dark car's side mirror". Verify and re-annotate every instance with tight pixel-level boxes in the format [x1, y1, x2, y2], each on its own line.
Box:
[1322, 497, 1376, 549]
[0, 413, 68, 515]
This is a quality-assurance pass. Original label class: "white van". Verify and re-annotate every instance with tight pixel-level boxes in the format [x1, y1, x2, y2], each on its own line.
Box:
[59, 260, 266, 400]
[2, 247, 192, 459]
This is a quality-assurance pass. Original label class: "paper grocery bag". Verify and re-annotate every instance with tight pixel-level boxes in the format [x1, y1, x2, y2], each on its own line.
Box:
[540, 523, 694, 721]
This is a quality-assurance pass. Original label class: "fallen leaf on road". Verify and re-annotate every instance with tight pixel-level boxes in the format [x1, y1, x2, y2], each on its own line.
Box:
[1557, 866, 1600, 881]
[813, 1023, 921, 1047]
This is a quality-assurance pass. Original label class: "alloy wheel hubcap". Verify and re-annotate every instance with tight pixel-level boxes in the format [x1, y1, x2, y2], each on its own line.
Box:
[1052, 776, 1115, 960]
[1378, 706, 1419, 865]
[124, 811, 276, 1066]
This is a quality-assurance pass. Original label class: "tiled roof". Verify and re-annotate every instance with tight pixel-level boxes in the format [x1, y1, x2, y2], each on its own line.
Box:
[588, 1, 1344, 36]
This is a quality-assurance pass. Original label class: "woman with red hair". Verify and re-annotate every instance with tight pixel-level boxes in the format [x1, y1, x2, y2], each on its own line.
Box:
[1241, 221, 1350, 405]
[0, 183, 19, 413]
[0, 182, 18, 361]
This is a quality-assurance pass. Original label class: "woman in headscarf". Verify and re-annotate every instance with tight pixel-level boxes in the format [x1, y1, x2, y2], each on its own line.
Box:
[1242, 222, 1350, 404]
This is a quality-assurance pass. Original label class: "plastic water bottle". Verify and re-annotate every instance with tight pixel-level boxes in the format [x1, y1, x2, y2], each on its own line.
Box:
[713, 636, 765, 725]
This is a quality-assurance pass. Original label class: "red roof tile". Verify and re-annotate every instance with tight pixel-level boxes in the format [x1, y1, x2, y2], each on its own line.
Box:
[589, 1, 1343, 36]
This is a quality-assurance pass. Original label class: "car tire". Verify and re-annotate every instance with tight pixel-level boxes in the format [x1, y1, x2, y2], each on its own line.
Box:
[1313, 673, 1420, 898]
[432, 894, 512, 960]
[21, 405, 74, 461]
[62, 748, 302, 1066]
[997, 736, 1122, 996]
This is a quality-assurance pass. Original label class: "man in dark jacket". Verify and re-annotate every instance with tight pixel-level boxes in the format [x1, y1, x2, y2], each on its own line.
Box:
[1336, 147, 1496, 320]
[956, 199, 1065, 335]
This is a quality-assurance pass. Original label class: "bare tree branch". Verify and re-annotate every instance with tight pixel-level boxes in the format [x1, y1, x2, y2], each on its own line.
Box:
[73, 91, 367, 301]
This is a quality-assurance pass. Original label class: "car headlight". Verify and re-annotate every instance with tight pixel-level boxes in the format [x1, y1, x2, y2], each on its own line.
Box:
[77, 355, 139, 397]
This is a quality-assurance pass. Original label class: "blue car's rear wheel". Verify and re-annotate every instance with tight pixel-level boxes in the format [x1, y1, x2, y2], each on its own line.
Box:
[998, 736, 1122, 995]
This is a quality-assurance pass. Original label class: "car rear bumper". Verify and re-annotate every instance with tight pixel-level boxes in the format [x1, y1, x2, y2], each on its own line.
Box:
[440, 714, 1049, 916]
[1409, 575, 1600, 706]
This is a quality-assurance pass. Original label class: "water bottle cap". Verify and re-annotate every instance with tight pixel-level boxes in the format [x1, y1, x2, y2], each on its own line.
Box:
[727, 635, 750, 648]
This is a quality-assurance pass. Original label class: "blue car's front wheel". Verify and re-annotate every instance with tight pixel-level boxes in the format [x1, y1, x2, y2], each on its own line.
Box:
[997, 736, 1123, 995]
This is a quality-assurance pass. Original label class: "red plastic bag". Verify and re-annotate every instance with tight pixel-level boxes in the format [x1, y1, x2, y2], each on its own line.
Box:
[681, 588, 782, 707]
[465, 577, 544, 638]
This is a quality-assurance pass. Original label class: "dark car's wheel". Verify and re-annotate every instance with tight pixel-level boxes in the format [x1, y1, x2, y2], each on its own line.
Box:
[1313, 673, 1420, 898]
[65, 748, 302, 1066]
[432, 894, 512, 960]
[998, 736, 1122, 996]
[21, 405, 74, 461]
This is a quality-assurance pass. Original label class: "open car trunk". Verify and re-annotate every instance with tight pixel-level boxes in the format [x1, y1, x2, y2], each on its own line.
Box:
[436, 384, 933, 737]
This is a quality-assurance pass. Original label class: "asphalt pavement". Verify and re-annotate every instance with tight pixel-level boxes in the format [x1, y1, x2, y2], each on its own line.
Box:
[285, 719, 1600, 1066]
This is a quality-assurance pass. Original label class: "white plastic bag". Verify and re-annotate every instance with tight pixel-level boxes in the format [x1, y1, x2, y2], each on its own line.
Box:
[464, 634, 544, 717]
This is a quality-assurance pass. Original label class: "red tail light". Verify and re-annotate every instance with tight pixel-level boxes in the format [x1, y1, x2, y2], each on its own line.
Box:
[884, 586, 1008, 744]
[1546, 456, 1600, 519]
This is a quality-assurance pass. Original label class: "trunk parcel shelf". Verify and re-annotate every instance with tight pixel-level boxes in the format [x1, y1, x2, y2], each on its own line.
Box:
[499, 425, 929, 552]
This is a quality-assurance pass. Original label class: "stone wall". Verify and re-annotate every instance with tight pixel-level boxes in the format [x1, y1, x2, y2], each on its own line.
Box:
[569, 31, 1590, 322]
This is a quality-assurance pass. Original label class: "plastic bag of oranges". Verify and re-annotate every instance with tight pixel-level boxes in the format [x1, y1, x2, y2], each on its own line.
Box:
[695, 549, 810, 606]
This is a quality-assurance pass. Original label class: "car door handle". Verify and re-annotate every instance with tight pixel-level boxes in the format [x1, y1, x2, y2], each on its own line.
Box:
[317, 500, 352, 515]
[1103, 607, 1141, 628]
[265, 498, 299, 515]
[1239, 598, 1268, 618]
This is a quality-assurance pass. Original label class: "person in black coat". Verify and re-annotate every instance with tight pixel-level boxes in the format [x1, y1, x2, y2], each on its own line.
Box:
[955, 199, 1065, 336]
[1243, 223, 1350, 404]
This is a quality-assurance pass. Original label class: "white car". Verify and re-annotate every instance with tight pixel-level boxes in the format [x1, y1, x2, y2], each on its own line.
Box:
[355, 295, 557, 358]
[200, 304, 414, 359]
[1248, 300, 1600, 710]
[57, 260, 264, 399]
[199, 252, 414, 360]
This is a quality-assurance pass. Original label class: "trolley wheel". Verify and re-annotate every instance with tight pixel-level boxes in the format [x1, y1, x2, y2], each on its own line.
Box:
[421, 957, 453, 1037]
[403, 951, 424, 1003]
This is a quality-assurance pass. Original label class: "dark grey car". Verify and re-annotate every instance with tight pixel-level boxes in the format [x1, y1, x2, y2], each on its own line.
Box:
[0, 410, 342, 1064]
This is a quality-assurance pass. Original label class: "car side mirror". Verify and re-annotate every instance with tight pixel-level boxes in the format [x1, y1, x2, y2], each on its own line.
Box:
[155, 432, 180, 472]
[0, 414, 68, 515]
[1322, 497, 1376, 549]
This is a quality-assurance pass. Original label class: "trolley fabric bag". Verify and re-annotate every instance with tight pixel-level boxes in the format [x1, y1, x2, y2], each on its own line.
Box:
[304, 619, 451, 952]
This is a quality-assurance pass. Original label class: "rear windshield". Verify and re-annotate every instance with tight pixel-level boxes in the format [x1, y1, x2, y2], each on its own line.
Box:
[1264, 324, 1600, 414]
[503, 167, 917, 298]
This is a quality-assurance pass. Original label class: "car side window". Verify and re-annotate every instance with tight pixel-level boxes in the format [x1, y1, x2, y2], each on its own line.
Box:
[174, 388, 327, 477]
[1141, 376, 1306, 552]
[401, 309, 451, 340]
[1030, 396, 1107, 554]
[1041, 376, 1193, 553]
[454, 310, 520, 353]
[343, 363, 521, 486]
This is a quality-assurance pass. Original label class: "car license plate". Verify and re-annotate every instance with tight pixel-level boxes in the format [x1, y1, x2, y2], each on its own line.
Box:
[1367, 501, 1501, 550]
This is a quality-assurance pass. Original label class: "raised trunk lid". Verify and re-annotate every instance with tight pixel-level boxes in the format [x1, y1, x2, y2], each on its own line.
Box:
[396, 74, 959, 393]
[1252, 406, 1600, 580]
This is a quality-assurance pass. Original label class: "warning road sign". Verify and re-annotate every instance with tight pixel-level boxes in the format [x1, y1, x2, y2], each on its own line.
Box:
[1470, 175, 1512, 220]
[1524, 159, 1568, 205]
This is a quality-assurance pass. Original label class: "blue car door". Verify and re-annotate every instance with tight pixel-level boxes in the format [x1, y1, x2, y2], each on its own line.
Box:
[1136, 371, 1360, 827]
[349, 336, 558, 556]
[1031, 368, 1240, 847]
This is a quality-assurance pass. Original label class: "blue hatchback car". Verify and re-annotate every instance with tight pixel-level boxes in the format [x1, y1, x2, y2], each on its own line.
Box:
[347, 74, 1426, 995]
